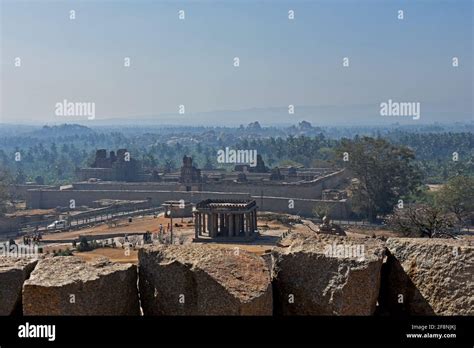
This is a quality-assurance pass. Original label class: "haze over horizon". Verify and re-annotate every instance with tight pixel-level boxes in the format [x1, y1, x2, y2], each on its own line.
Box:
[1, 104, 473, 127]
[1, 0, 473, 126]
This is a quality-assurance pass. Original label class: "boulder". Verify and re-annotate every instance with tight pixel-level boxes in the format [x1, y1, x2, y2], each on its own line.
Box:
[272, 232, 385, 315]
[380, 237, 473, 315]
[138, 244, 272, 315]
[0, 257, 38, 315]
[23, 257, 139, 315]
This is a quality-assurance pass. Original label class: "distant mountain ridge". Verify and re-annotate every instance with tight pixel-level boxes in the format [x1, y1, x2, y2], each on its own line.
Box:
[1, 103, 471, 127]
[28, 124, 95, 138]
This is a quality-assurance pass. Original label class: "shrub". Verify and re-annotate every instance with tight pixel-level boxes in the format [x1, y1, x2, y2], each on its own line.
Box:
[76, 236, 92, 252]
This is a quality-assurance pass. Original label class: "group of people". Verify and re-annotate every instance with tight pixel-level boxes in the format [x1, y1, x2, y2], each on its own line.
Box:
[148, 223, 172, 243]
[23, 232, 42, 246]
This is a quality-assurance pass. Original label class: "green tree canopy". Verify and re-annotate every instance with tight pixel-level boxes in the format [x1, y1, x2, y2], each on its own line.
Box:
[436, 175, 474, 226]
[0, 169, 11, 216]
[336, 137, 422, 221]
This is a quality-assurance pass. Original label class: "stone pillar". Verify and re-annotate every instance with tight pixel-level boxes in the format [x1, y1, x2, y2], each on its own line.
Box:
[219, 214, 225, 235]
[207, 213, 211, 236]
[248, 211, 253, 234]
[212, 213, 218, 238]
[194, 213, 198, 239]
[229, 214, 234, 237]
[235, 215, 240, 236]
[245, 213, 250, 237]
[197, 213, 201, 235]
[224, 214, 231, 237]
[253, 210, 258, 233]
[201, 214, 206, 233]
[209, 213, 214, 238]
[253, 211, 256, 232]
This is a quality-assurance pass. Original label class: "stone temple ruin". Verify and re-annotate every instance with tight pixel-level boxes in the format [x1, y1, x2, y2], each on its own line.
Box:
[180, 155, 202, 186]
[193, 199, 258, 241]
[77, 149, 140, 182]
[25, 151, 352, 219]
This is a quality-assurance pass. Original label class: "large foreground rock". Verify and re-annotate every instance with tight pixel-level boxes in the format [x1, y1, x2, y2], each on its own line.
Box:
[139, 244, 272, 315]
[380, 238, 473, 315]
[0, 257, 38, 315]
[23, 257, 139, 315]
[272, 232, 385, 315]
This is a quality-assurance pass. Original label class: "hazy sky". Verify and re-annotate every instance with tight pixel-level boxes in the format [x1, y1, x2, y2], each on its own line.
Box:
[0, 0, 472, 125]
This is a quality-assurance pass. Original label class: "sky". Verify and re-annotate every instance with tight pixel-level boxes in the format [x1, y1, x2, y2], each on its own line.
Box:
[0, 0, 472, 126]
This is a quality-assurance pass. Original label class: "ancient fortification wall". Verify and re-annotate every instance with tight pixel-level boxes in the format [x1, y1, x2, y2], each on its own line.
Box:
[27, 190, 251, 210]
[72, 182, 182, 191]
[10, 185, 56, 200]
[204, 169, 348, 199]
[27, 190, 349, 218]
[255, 196, 350, 219]
[26, 169, 350, 218]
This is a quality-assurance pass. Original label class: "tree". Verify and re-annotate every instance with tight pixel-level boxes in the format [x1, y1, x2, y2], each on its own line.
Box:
[164, 159, 175, 173]
[77, 236, 92, 251]
[0, 169, 11, 216]
[387, 204, 457, 238]
[336, 137, 422, 221]
[436, 175, 474, 227]
[312, 202, 333, 220]
[203, 155, 214, 170]
[15, 167, 26, 184]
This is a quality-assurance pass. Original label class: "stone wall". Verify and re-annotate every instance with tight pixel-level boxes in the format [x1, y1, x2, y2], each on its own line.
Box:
[72, 182, 182, 191]
[204, 169, 349, 199]
[27, 189, 251, 209]
[27, 170, 347, 211]
[9, 184, 56, 200]
[255, 196, 350, 219]
[0, 217, 21, 235]
[26, 175, 351, 220]
[27, 189, 350, 218]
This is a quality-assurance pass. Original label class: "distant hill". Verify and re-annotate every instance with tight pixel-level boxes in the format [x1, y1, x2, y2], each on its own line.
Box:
[27, 124, 95, 138]
[54, 103, 473, 128]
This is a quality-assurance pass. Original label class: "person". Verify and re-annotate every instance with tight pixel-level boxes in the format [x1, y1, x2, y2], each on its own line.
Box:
[9, 239, 16, 251]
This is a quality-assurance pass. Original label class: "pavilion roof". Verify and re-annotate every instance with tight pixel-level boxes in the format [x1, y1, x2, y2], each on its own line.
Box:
[195, 199, 257, 211]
